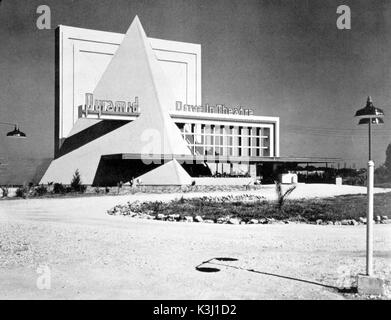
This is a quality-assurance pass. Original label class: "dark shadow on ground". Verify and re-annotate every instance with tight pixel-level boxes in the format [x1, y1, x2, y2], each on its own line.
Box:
[195, 257, 356, 294]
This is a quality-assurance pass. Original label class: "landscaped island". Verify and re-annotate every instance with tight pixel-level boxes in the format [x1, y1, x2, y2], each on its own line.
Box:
[108, 192, 391, 225]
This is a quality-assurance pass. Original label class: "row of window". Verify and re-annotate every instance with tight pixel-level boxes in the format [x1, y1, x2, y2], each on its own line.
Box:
[183, 134, 269, 148]
[176, 122, 272, 157]
[178, 123, 270, 136]
[187, 145, 270, 157]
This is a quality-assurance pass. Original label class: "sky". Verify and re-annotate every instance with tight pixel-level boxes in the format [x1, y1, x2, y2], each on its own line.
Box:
[1, 0, 391, 183]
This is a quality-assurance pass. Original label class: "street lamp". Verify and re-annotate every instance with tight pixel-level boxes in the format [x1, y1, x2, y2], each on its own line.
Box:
[354, 96, 384, 277]
[0, 122, 27, 138]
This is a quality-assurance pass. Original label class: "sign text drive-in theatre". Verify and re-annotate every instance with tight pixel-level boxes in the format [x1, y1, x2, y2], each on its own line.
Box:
[175, 101, 254, 116]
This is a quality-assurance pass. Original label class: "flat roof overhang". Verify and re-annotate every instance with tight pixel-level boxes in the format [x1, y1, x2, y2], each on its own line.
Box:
[170, 112, 279, 124]
[102, 153, 341, 164]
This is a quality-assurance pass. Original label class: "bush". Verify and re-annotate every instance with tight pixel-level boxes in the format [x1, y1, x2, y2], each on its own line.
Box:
[53, 183, 66, 194]
[0, 186, 8, 198]
[344, 174, 366, 186]
[375, 165, 390, 184]
[70, 169, 86, 193]
[275, 181, 296, 210]
[34, 184, 47, 196]
[15, 187, 27, 198]
[109, 192, 391, 223]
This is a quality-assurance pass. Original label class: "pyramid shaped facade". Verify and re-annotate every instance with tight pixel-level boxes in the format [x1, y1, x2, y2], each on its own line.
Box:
[41, 16, 191, 185]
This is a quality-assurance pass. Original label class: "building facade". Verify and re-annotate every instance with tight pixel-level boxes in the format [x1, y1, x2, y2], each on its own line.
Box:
[40, 16, 331, 186]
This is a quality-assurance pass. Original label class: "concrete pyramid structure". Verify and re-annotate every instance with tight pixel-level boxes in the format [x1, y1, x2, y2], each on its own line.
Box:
[136, 159, 192, 185]
[91, 15, 190, 156]
[41, 16, 191, 185]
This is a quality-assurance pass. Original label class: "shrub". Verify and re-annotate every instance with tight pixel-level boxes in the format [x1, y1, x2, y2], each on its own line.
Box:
[275, 181, 296, 210]
[344, 174, 366, 186]
[34, 184, 47, 196]
[16, 187, 27, 198]
[0, 186, 8, 198]
[108, 192, 391, 223]
[70, 169, 86, 193]
[53, 183, 66, 194]
[375, 165, 390, 184]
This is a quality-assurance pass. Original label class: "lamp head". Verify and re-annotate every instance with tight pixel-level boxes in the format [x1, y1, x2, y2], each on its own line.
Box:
[358, 117, 384, 125]
[6, 125, 27, 138]
[355, 96, 385, 119]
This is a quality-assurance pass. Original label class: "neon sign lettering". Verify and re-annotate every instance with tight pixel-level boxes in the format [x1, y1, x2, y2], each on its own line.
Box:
[83, 93, 140, 117]
[175, 101, 254, 116]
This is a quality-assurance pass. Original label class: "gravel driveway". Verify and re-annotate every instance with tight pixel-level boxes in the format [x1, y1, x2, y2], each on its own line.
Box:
[0, 185, 390, 299]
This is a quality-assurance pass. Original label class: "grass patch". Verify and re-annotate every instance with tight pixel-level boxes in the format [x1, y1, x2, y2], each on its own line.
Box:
[121, 192, 391, 222]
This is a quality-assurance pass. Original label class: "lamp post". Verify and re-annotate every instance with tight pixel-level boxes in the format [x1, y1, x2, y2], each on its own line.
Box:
[354, 96, 384, 277]
[0, 122, 27, 138]
[0, 122, 27, 192]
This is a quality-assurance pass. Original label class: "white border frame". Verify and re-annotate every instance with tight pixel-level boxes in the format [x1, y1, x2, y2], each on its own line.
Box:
[57, 24, 202, 140]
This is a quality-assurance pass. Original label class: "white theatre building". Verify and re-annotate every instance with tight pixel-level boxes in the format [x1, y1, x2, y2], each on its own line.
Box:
[40, 16, 334, 186]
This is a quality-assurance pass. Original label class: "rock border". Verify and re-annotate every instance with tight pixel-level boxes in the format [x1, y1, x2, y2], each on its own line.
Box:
[107, 199, 390, 226]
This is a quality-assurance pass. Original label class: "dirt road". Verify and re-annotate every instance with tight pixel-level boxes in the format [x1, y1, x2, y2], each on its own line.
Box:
[0, 186, 390, 299]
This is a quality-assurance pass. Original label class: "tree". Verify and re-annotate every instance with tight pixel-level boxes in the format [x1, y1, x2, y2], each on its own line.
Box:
[374, 143, 391, 184]
[70, 169, 85, 192]
[385, 143, 391, 174]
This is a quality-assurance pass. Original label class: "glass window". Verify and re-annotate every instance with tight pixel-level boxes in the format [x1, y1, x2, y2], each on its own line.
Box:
[233, 146, 239, 157]
[205, 134, 212, 146]
[176, 123, 185, 133]
[240, 127, 248, 136]
[232, 126, 238, 136]
[242, 136, 249, 147]
[205, 146, 213, 155]
[214, 135, 220, 146]
[244, 148, 250, 157]
[194, 145, 203, 155]
[262, 136, 270, 150]
[194, 124, 202, 144]
[256, 127, 261, 137]
[228, 136, 233, 146]
[262, 127, 270, 138]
